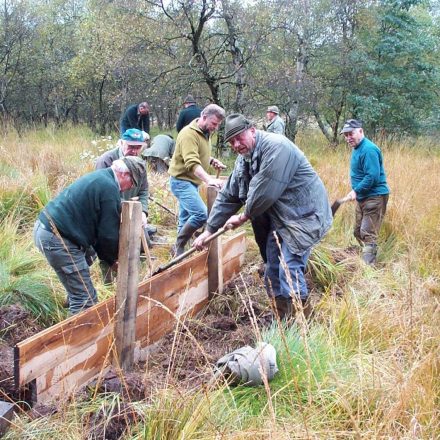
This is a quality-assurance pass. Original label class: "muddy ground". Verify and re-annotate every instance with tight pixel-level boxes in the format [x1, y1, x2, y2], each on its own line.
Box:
[0, 243, 356, 439]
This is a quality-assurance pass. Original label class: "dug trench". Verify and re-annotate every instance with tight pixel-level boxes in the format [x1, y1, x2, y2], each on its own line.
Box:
[0, 245, 355, 439]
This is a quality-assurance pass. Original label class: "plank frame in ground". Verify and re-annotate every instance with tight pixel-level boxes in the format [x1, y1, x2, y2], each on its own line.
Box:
[14, 231, 246, 403]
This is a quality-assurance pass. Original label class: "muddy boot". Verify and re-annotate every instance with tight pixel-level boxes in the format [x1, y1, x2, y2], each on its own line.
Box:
[274, 296, 294, 321]
[300, 298, 313, 320]
[362, 243, 377, 265]
[171, 222, 199, 257]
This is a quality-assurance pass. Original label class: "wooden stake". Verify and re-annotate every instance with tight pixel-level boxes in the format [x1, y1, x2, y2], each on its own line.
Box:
[207, 185, 223, 297]
[114, 201, 142, 371]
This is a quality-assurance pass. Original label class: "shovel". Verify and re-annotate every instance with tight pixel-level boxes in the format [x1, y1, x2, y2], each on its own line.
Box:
[331, 195, 351, 216]
[152, 226, 230, 275]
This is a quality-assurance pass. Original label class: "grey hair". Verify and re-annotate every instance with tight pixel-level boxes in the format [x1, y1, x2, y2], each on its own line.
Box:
[201, 104, 225, 119]
[111, 159, 129, 173]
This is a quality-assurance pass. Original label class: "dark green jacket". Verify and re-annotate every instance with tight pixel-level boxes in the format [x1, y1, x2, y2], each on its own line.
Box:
[176, 104, 202, 132]
[39, 168, 121, 265]
[95, 146, 149, 213]
[120, 104, 150, 134]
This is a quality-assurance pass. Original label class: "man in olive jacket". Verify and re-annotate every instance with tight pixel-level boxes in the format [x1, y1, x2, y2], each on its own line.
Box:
[168, 104, 226, 256]
[34, 157, 146, 315]
[194, 114, 332, 320]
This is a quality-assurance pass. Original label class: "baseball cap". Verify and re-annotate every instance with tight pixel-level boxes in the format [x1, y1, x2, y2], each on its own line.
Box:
[122, 128, 148, 145]
[340, 119, 362, 134]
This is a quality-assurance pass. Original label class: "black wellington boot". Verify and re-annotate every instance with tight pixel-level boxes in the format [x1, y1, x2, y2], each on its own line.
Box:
[171, 222, 199, 257]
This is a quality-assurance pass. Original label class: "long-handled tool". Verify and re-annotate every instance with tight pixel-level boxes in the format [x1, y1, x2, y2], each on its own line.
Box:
[148, 196, 176, 217]
[331, 195, 351, 216]
[152, 226, 230, 275]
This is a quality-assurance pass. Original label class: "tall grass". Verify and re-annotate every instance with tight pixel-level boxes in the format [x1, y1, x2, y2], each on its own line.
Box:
[1, 126, 439, 438]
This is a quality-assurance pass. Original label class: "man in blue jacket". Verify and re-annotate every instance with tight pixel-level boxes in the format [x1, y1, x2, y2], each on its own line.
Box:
[341, 119, 390, 265]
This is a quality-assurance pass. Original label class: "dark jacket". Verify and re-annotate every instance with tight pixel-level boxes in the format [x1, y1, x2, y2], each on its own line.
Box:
[176, 104, 202, 132]
[350, 137, 389, 201]
[120, 104, 150, 134]
[38, 168, 122, 265]
[95, 147, 149, 214]
[207, 131, 332, 255]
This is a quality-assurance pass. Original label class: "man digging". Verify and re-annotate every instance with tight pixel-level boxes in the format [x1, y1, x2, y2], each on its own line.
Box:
[194, 114, 332, 321]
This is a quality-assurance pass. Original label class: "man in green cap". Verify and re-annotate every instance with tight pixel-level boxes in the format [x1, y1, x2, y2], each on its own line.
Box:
[194, 114, 332, 321]
[34, 157, 146, 315]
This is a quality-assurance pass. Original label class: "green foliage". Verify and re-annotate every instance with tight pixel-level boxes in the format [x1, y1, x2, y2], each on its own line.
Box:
[0, 216, 65, 325]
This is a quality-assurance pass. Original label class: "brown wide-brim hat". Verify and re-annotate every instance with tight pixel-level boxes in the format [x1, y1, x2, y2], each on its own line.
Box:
[122, 156, 146, 187]
[224, 114, 252, 142]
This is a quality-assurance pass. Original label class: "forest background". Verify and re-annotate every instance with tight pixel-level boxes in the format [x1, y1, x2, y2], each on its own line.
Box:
[1, 0, 439, 142]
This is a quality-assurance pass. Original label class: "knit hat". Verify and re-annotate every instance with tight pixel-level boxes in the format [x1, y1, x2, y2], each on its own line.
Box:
[122, 156, 146, 186]
[267, 105, 280, 114]
[224, 114, 253, 142]
[340, 119, 362, 134]
[122, 128, 148, 145]
[183, 94, 196, 104]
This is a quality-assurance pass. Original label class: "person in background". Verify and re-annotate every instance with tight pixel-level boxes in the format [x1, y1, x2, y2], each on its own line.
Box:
[266, 105, 285, 135]
[34, 157, 146, 315]
[95, 129, 154, 281]
[120, 102, 150, 135]
[143, 134, 175, 173]
[340, 119, 390, 265]
[176, 95, 202, 133]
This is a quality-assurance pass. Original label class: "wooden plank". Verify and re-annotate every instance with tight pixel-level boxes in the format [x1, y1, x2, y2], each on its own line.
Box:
[15, 232, 246, 402]
[114, 201, 142, 371]
[207, 186, 223, 297]
[16, 300, 114, 388]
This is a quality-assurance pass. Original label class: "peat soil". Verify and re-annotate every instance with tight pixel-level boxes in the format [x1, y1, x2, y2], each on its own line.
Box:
[0, 305, 44, 401]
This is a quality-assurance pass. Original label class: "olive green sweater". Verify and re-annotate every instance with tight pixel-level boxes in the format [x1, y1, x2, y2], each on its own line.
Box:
[168, 119, 211, 185]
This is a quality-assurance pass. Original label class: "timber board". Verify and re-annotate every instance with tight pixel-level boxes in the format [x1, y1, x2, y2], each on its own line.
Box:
[14, 232, 246, 401]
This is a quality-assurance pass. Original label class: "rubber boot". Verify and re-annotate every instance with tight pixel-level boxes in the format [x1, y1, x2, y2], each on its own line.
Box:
[171, 222, 199, 257]
[300, 298, 313, 320]
[274, 296, 294, 320]
[362, 243, 377, 265]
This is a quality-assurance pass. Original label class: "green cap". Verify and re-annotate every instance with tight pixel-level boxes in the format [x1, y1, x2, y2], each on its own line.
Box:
[122, 156, 146, 186]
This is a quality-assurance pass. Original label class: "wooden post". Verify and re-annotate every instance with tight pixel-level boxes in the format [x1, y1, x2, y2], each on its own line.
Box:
[207, 186, 223, 298]
[114, 201, 142, 371]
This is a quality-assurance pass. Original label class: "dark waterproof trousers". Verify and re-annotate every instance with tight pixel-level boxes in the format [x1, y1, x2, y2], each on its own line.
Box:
[354, 194, 389, 245]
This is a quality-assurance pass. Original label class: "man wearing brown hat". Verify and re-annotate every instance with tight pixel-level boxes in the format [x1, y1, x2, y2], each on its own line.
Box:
[266, 105, 285, 135]
[34, 157, 146, 315]
[194, 114, 332, 321]
[176, 95, 202, 132]
[340, 119, 390, 265]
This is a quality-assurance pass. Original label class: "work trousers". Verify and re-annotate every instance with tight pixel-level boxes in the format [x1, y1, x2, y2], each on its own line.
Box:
[33, 220, 98, 315]
[170, 176, 208, 231]
[264, 229, 311, 301]
[354, 194, 389, 245]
